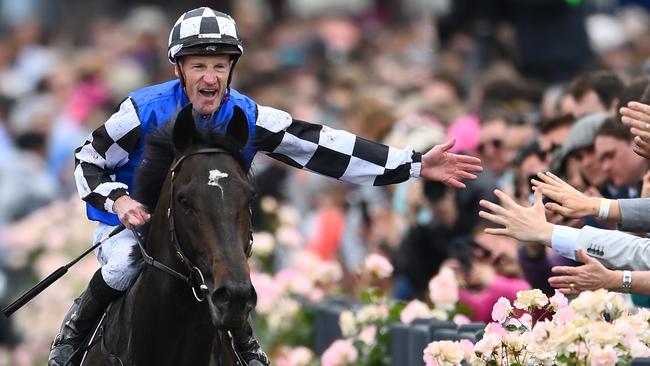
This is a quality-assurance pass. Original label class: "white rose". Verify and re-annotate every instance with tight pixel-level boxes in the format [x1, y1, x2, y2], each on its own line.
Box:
[514, 289, 548, 310]
[251, 231, 275, 257]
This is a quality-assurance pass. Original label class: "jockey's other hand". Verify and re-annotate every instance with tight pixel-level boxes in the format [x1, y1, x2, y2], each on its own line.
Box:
[113, 195, 150, 229]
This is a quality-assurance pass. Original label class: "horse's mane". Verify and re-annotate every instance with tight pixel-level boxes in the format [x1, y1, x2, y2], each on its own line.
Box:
[133, 119, 249, 211]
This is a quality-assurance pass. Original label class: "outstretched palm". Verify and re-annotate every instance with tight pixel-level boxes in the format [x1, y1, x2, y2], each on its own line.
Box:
[420, 138, 483, 188]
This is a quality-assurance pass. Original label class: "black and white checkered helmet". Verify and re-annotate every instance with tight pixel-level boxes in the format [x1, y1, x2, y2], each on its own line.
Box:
[167, 7, 243, 64]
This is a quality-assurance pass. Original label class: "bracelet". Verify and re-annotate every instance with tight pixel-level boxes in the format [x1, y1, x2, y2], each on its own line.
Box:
[598, 199, 611, 220]
[622, 270, 632, 293]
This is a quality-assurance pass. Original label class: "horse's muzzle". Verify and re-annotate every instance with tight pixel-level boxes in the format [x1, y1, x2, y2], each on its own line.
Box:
[210, 280, 256, 328]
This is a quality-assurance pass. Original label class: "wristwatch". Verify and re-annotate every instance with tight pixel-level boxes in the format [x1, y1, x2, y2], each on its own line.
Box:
[622, 270, 632, 293]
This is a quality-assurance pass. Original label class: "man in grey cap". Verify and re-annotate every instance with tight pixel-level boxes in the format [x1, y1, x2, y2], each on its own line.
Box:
[557, 112, 610, 193]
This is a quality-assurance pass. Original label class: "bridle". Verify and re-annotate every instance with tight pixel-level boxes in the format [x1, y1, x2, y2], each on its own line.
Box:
[132, 147, 253, 364]
[133, 147, 253, 301]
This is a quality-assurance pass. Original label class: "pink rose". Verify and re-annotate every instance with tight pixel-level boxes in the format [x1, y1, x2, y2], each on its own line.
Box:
[400, 299, 433, 325]
[250, 272, 278, 314]
[453, 314, 471, 326]
[631, 341, 650, 358]
[589, 345, 618, 366]
[548, 290, 569, 311]
[428, 267, 459, 309]
[553, 306, 576, 325]
[491, 297, 512, 323]
[275, 346, 314, 366]
[459, 339, 474, 360]
[519, 313, 533, 330]
[473, 333, 501, 355]
[484, 322, 508, 338]
[423, 353, 440, 366]
[321, 339, 358, 366]
[364, 253, 393, 279]
[286, 347, 313, 366]
[275, 268, 313, 295]
[276, 225, 303, 247]
[309, 288, 325, 303]
[358, 325, 377, 346]
[423, 340, 465, 365]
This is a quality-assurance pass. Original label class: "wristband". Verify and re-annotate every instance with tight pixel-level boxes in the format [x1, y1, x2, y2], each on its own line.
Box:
[598, 199, 611, 220]
[622, 270, 632, 293]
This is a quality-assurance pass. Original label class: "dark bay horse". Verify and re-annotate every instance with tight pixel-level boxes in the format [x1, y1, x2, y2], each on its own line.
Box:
[81, 104, 256, 366]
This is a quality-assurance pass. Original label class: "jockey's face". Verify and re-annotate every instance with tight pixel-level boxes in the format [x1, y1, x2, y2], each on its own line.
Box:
[178, 54, 232, 115]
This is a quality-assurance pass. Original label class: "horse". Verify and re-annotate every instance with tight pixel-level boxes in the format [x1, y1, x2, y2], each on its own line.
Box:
[80, 104, 257, 366]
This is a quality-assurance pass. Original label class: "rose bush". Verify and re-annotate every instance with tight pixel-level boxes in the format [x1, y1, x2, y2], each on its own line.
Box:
[322, 260, 471, 366]
[423, 289, 650, 366]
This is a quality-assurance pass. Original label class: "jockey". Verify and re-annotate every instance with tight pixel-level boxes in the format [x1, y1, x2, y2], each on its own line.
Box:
[48, 7, 482, 366]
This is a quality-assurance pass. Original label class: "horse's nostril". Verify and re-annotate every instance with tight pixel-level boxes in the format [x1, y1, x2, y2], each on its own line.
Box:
[213, 287, 230, 303]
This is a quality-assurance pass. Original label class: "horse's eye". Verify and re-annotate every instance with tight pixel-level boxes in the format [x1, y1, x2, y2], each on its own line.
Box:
[178, 194, 192, 211]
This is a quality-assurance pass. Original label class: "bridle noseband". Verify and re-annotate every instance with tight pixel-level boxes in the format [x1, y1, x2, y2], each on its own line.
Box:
[134, 147, 252, 302]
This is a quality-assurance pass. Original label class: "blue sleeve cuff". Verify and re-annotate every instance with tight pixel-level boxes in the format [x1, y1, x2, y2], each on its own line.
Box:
[550, 225, 581, 261]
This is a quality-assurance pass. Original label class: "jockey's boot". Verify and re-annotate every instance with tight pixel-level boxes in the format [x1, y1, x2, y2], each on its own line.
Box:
[231, 318, 271, 366]
[47, 289, 106, 366]
[48, 270, 123, 366]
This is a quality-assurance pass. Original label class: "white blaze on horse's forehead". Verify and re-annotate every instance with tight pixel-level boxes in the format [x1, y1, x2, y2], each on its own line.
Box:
[208, 169, 229, 196]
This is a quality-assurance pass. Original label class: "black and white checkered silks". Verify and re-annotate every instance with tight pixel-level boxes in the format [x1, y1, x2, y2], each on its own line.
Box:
[168, 7, 241, 62]
[255, 106, 422, 186]
[74, 99, 140, 213]
[74, 101, 422, 217]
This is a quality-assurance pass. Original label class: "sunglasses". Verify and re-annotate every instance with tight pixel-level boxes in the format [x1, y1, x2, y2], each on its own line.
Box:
[478, 139, 503, 154]
[537, 143, 561, 161]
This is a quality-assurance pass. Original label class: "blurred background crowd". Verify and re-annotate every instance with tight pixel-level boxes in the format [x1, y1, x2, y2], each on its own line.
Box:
[2, 0, 650, 364]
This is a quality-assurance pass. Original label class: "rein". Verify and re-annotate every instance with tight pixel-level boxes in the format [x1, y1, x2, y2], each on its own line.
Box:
[132, 228, 207, 301]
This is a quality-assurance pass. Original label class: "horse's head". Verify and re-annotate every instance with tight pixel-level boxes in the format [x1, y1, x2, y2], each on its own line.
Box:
[162, 104, 256, 329]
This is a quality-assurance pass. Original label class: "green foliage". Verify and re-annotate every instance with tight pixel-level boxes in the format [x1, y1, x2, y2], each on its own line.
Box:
[360, 287, 381, 305]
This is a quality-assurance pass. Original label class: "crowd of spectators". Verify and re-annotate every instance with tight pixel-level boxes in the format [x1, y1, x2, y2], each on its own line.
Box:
[3, 0, 650, 364]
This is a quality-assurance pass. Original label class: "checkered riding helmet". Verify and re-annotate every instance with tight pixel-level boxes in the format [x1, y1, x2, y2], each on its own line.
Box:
[167, 7, 243, 64]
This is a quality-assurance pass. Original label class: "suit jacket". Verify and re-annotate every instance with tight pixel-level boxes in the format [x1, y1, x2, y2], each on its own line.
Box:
[619, 198, 650, 232]
[559, 198, 650, 270]
[570, 225, 650, 270]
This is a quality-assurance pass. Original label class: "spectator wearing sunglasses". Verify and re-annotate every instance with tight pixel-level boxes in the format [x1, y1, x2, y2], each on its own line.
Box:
[477, 107, 515, 193]
[558, 112, 611, 193]
[537, 114, 575, 167]
[507, 141, 580, 296]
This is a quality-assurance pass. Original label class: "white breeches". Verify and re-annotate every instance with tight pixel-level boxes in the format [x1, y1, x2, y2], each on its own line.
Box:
[93, 223, 144, 291]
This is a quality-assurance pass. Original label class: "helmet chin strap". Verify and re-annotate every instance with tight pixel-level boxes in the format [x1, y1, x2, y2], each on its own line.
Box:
[177, 62, 188, 96]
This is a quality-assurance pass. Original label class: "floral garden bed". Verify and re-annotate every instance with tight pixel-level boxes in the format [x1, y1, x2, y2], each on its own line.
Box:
[2, 196, 650, 366]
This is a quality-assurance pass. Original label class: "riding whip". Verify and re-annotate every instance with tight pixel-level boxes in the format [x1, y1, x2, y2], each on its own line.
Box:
[2, 224, 126, 317]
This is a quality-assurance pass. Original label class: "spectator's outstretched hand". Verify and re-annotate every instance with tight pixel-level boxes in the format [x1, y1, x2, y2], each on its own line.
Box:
[621, 101, 650, 160]
[549, 249, 613, 295]
[531, 171, 599, 218]
[478, 188, 554, 244]
[420, 138, 482, 188]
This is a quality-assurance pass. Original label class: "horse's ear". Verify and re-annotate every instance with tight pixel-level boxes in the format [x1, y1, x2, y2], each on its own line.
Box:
[173, 103, 196, 153]
[226, 106, 249, 148]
